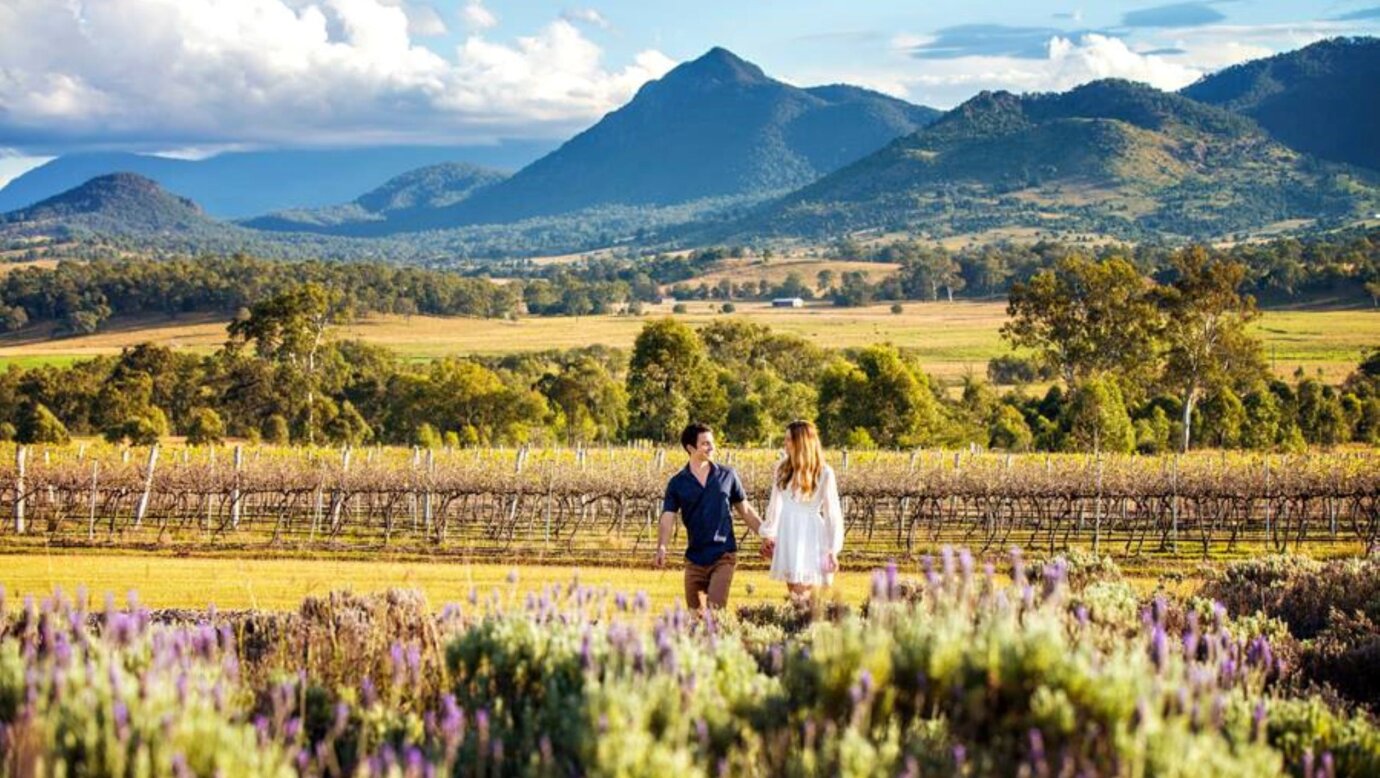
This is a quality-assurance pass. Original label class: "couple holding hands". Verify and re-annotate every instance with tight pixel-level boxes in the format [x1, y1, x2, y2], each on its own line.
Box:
[654, 420, 843, 610]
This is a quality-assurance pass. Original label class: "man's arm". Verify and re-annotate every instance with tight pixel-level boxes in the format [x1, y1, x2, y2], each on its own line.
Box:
[733, 500, 763, 535]
[655, 510, 677, 567]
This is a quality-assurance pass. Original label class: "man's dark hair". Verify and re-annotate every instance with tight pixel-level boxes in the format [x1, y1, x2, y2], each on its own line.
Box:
[680, 423, 711, 452]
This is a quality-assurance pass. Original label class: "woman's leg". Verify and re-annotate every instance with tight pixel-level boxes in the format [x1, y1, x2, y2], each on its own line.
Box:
[787, 583, 814, 603]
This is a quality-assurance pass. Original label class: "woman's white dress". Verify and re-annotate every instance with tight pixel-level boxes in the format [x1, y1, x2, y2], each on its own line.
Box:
[761, 464, 844, 585]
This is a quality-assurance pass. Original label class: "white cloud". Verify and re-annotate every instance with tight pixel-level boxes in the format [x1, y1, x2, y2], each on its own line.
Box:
[1045, 34, 1201, 91]
[0, 0, 674, 151]
[561, 8, 611, 30]
[461, 1, 498, 31]
[873, 31, 1278, 108]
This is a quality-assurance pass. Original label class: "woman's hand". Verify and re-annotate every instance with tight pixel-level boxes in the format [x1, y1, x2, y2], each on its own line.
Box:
[822, 552, 838, 574]
[760, 538, 776, 561]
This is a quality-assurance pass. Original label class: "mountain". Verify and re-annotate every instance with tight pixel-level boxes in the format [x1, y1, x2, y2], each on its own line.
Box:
[1180, 37, 1380, 172]
[0, 142, 554, 218]
[1, 173, 229, 237]
[735, 78, 1380, 241]
[379, 47, 939, 232]
[242, 163, 508, 235]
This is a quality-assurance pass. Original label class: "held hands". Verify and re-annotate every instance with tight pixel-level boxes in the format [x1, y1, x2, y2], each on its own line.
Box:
[759, 537, 776, 561]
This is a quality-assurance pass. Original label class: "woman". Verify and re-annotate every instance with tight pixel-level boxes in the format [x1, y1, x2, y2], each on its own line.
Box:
[760, 420, 843, 601]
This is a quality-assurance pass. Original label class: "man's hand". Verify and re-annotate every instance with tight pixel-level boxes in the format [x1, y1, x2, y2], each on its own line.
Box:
[654, 544, 667, 569]
[760, 538, 775, 561]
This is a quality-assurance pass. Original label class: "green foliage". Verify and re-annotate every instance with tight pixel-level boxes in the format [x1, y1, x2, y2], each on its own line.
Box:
[1003, 254, 1160, 388]
[626, 318, 720, 442]
[16, 402, 69, 444]
[817, 346, 944, 448]
[1063, 377, 1135, 453]
[185, 407, 226, 445]
[989, 404, 1035, 451]
[262, 414, 291, 445]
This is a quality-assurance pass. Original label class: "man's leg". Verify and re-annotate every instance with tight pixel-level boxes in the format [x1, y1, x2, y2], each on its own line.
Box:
[684, 562, 710, 610]
[705, 553, 737, 609]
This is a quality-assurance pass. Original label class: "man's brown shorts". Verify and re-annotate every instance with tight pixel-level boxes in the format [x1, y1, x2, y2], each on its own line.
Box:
[684, 552, 737, 610]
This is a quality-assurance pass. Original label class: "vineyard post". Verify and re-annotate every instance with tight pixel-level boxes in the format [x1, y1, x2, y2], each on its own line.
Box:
[77, 442, 86, 461]
[330, 447, 352, 534]
[1093, 453, 1104, 554]
[1170, 455, 1179, 553]
[1328, 461, 1338, 537]
[87, 460, 99, 541]
[424, 449, 435, 540]
[230, 445, 243, 531]
[133, 444, 159, 529]
[14, 445, 26, 534]
[410, 446, 421, 533]
[1263, 456, 1272, 542]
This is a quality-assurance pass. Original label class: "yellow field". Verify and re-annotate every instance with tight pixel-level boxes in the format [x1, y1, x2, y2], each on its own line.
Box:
[0, 551, 875, 612]
[0, 301, 1373, 382]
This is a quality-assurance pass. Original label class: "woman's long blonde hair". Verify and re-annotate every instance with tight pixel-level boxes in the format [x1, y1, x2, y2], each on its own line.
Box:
[776, 420, 824, 497]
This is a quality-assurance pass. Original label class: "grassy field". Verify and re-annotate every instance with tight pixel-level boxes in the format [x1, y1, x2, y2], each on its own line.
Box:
[0, 301, 1373, 381]
[0, 551, 880, 612]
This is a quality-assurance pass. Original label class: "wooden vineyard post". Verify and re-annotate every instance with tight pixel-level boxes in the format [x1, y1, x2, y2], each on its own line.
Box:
[329, 447, 352, 535]
[1093, 453, 1104, 555]
[14, 445, 26, 534]
[133, 444, 159, 529]
[1170, 455, 1179, 554]
[1263, 456, 1272, 545]
[544, 461, 553, 548]
[424, 449, 435, 541]
[87, 461, 100, 540]
[230, 445, 244, 531]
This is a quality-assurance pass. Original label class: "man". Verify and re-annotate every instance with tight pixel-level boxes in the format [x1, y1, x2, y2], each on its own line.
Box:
[655, 422, 773, 610]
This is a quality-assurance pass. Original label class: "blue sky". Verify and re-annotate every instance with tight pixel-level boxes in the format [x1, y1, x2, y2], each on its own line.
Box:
[1, 0, 1377, 185]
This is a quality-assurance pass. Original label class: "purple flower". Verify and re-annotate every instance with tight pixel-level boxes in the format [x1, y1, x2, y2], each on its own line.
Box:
[1149, 626, 1169, 672]
[1028, 728, 1046, 765]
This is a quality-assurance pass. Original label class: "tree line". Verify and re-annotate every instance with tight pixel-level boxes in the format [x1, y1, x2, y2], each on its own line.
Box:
[1, 254, 1376, 453]
[5, 228, 1379, 337]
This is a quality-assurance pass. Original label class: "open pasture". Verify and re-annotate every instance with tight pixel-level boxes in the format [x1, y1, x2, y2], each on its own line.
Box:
[0, 300, 1371, 381]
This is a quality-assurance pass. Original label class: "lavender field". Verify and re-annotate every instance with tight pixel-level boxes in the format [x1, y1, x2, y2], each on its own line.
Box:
[3, 548, 1379, 777]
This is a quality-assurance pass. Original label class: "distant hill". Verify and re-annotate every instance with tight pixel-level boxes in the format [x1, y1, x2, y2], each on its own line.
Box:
[1181, 37, 1380, 172]
[733, 78, 1380, 241]
[0, 142, 554, 218]
[380, 48, 939, 232]
[0, 173, 231, 238]
[242, 163, 508, 235]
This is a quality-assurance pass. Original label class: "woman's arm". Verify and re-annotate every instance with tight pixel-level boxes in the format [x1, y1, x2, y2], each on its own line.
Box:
[823, 466, 844, 555]
[758, 483, 782, 540]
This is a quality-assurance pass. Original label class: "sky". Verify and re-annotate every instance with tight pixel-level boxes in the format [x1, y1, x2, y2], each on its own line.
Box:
[0, 0, 1377, 186]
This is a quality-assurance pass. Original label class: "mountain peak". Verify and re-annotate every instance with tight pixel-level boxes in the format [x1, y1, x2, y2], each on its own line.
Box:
[663, 46, 768, 86]
[21, 172, 203, 216]
[3, 171, 217, 236]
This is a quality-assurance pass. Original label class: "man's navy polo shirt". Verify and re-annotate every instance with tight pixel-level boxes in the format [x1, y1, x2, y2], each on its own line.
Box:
[662, 462, 746, 566]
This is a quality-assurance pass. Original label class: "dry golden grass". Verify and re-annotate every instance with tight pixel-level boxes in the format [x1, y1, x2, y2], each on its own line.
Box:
[0, 302, 1372, 382]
